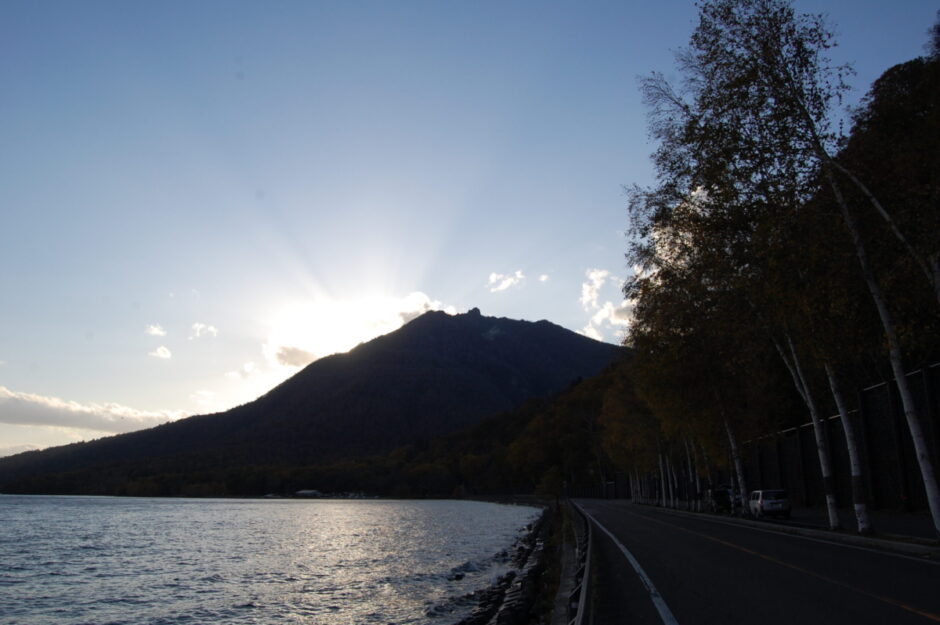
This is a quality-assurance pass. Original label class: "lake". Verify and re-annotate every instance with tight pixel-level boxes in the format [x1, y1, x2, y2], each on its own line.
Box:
[0, 495, 541, 625]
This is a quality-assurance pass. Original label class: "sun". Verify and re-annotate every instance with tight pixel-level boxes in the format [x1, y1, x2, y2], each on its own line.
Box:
[263, 293, 455, 369]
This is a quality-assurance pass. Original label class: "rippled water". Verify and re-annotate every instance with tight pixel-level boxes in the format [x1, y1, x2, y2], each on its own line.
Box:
[0, 495, 540, 625]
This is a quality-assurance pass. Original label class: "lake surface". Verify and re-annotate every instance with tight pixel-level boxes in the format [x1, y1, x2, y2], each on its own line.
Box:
[0, 495, 541, 625]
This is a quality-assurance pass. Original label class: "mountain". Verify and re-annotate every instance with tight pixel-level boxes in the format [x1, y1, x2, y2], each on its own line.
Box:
[0, 308, 624, 493]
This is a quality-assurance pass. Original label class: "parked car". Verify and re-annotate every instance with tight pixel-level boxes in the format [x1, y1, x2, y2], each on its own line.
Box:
[748, 489, 791, 519]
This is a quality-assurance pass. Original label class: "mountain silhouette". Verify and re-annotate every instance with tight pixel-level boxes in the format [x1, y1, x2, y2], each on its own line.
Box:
[0, 308, 623, 490]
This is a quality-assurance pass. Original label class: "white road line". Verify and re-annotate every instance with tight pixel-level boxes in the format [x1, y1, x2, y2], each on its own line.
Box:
[576, 503, 680, 625]
[631, 504, 940, 566]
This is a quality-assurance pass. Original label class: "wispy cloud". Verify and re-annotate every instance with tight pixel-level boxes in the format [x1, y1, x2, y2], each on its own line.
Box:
[275, 346, 316, 367]
[149, 346, 172, 359]
[189, 323, 218, 340]
[586, 301, 633, 341]
[539, 274, 549, 283]
[578, 268, 632, 343]
[580, 268, 610, 310]
[398, 292, 456, 324]
[592, 301, 633, 327]
[145, 324, 167, 337]
[488, 270, 525, 292]
[580, 324, 604, 342]
[0, 386, 186, 435]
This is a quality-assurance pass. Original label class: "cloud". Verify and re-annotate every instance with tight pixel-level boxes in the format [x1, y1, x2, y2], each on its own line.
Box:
[398, 292, 456, 324]
[275, 346, 316, 367]
[189, 323, 219, 340]
[592, 301, 632, 325]
[578, 268, 632, 343]
[145, 324, 167, 336]
[488, 270, 525, 292]
[580, 268, 610, 310]
[539, 274, 549, 283]
[591, 302, 633, 334]
[0, 386, 186, 435]
[149, 346, 172, 359]
[579, 323, 604, 341]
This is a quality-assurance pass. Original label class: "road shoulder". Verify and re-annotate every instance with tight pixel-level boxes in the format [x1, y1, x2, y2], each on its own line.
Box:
[620, 501, 940, 560]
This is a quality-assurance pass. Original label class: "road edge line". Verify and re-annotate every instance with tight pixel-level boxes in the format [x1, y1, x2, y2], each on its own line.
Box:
[633, 503, 940, 560]
[575, 502, 679, 625]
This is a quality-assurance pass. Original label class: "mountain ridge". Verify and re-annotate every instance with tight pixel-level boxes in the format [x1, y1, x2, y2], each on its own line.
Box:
[0, 308, 624, 492]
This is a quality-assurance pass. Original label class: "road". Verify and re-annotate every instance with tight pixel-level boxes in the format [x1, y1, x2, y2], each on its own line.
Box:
[576, 499, 940, 625]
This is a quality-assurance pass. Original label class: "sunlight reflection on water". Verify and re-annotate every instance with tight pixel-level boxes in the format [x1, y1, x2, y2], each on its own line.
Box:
[0, 496, 540, 625]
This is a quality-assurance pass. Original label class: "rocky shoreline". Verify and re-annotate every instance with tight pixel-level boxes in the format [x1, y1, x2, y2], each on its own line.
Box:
[454, 505, 553, 625]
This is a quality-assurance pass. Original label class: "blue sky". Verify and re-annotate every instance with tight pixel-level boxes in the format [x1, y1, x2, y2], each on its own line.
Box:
[1, 1, 936, 454]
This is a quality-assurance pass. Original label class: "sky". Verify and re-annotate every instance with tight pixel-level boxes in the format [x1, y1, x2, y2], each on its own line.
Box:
[1, 1, 936, 456]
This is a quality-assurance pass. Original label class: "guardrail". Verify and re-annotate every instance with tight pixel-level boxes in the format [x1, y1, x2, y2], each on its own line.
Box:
[567, 501, 592, 625]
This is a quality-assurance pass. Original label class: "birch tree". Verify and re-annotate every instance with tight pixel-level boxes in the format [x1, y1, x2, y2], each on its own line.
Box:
[634, 0, 940, 536]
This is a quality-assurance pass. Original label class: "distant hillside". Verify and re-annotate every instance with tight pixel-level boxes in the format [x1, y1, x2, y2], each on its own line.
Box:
[0, 308, 624, 494]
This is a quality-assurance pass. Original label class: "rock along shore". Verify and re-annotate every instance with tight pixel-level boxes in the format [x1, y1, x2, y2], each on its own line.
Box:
[454, 504, 552, 625]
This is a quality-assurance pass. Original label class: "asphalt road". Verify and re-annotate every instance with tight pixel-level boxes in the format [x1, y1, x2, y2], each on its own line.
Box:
[576, 499, 940, 625]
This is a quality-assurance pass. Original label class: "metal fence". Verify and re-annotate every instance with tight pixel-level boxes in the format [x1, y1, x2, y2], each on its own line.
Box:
[594, 362, 940, 513]
[742, 362, 940, 512]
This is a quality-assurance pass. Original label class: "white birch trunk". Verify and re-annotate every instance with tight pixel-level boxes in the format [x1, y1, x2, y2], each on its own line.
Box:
[665, 454, 676, 508]
[787, 335, 841, 530]
[692, 442, 703, 512]
[773, 332, 841, 528]
[684, 438, 699, 512]
[826, 172, 940, 538]
[824, 363, 872, 534]
[670, 456, 680, 509]
[724, 420, 748, 516]
[658, 452, 667, 508]
[788, 72, 940, 308]
[827, 158, 940, 306]
[700, 442, 714, 495]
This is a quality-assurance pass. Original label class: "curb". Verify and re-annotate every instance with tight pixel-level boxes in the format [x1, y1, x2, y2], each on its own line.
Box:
[636, 503, 940, 560]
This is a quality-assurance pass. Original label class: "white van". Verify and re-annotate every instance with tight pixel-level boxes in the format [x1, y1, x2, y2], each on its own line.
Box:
[748, 489, 791, 519]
